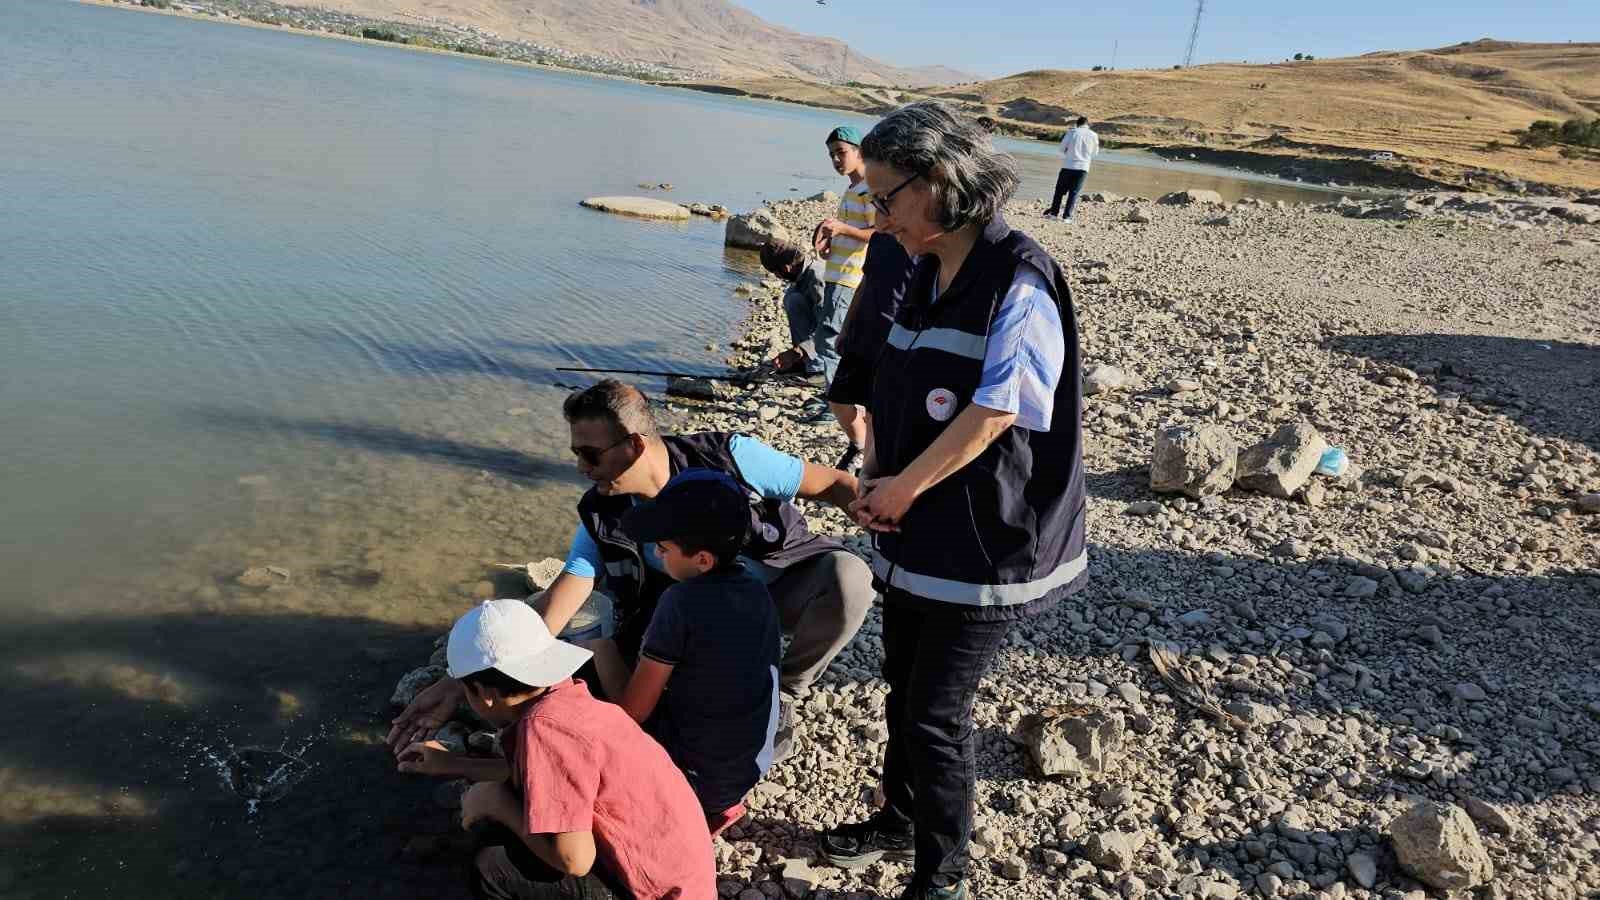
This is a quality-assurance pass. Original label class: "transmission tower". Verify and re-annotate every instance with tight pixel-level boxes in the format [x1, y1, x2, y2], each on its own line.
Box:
[1182, 0, 1205, 68]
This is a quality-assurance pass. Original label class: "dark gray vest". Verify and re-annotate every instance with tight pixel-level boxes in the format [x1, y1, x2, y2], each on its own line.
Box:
[867, 215, 1088, 612]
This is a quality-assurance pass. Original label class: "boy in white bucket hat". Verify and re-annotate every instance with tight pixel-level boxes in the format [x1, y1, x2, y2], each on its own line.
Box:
[398, 598, 715, 899]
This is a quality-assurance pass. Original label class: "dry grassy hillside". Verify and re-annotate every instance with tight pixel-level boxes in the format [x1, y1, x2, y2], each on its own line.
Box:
[292, 0, 971, 85]
[924, 40, 1600, 191]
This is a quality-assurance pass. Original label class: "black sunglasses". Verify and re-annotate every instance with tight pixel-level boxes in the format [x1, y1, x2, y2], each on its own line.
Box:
[572, 433, 634, 466]
[870, 173, 921, 217]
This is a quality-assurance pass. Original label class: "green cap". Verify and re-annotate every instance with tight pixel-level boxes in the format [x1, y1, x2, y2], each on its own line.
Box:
[826, 125, 863, 146]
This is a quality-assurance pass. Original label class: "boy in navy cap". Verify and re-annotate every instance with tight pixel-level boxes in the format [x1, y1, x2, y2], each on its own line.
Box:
[616, 468, 781, 835]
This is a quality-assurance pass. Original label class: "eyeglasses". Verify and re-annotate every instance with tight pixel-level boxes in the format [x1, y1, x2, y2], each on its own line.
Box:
[572, 434, 634, 466]
[870, 173, 921, 217]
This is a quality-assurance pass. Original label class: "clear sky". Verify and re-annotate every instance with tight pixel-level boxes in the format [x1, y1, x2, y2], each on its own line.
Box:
[732, 0, 1596, 78]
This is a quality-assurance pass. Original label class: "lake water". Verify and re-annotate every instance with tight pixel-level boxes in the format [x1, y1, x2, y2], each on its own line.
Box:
[0, 2, 1351, 896]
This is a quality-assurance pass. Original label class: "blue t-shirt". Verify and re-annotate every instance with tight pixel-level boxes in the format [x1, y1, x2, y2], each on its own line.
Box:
[640, 563, 781, 812]
[562, 436, 805, 580]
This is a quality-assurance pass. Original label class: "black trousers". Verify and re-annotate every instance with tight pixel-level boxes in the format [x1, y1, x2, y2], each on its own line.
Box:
[1045, 167, 1088, 219]
[876, 596, 1013, 887]
[470, 823, 623, 900]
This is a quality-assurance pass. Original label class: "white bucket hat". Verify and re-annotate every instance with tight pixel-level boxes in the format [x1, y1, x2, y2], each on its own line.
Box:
[447, 599, 593, 688]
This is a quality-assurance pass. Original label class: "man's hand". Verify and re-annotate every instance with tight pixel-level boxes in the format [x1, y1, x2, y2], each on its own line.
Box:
[387, 677, 463, 752]
[396, 740, 456, 777]
[849, 476, 917, 532]
[461, 781, 517, 830]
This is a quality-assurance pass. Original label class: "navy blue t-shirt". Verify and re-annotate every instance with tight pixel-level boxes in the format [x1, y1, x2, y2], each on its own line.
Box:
[640, 563, 780, 812]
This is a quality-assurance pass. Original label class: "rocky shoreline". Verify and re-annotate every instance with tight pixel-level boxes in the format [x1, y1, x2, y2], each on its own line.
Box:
[397, 193, 1598, 899]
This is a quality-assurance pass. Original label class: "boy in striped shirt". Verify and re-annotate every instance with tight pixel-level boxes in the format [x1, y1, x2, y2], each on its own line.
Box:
[806, 125, 876, 457]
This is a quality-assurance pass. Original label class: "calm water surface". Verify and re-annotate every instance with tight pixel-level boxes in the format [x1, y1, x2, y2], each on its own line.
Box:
[0, 2, 1350, 896]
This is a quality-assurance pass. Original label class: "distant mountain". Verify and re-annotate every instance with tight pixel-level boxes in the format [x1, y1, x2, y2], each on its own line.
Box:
[294, 0, 977, 85]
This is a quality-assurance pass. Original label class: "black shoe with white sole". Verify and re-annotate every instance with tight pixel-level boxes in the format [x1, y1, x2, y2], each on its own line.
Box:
[818, 812, 915, 869]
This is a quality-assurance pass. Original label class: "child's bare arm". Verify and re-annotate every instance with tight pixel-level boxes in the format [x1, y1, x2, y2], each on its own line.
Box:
[397, 740, 510, 782]
[584, 637, 632, 701]
[619, 658, 674, 723]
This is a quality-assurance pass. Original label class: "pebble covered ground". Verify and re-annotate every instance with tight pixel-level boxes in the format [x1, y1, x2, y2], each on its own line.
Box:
[408, 192, 1600, 900]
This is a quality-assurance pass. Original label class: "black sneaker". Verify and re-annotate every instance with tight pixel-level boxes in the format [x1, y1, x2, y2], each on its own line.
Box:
[835, 444, 861, 474]
[771, 694, 797, 763]
[898, 881, 967, 900]
[818, 812, 914, 870]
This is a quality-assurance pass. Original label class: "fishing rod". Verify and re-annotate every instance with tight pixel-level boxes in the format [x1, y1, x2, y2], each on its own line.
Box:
[555, 366, 814, 386]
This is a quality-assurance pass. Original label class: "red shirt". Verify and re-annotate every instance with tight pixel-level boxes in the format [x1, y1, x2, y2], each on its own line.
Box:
[502, 679, 715, 900]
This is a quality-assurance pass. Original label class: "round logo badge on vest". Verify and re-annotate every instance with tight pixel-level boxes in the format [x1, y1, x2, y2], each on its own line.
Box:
[925, 388, 957, 422]
[759, 522, 780, 543]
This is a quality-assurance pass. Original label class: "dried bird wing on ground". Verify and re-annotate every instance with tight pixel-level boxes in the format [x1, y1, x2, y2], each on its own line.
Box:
[1148, 644, 1249, 730]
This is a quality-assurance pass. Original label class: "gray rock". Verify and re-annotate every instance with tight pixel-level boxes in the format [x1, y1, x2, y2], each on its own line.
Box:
[1125, 501, 1163, 516]
[1202, 215, 1232, 226]
[997, 857, 1027, 880]
[1454, 682, 1487, 702]
[1344, 576, 1380, 599]
[1014, 708, 1126, 777]
[778, 858, 823, 898]
[805, 190, 839, 205]
[1151, 424, 1238, 498]
[431, 721, 471, 754]
[390, 665, 447, 708]
[1346, 852, 1377, 889]
[1177, 609, 1213, 628]
[237, 565, 291, 588]
[1237, 423, 1328, 499]
[1125, 207, 1153, 224]
[579, 196, 690, 220]
[1388, 801, 1494, 890]
[666, 376, 737, 401]
[1085, 364, 1130, 395]
[724, 208, 791, 249]
[1084, 830, 1145, 872]
[1159, 189, 1225, 206]
[1576, 493, 1600, 514]
[1463, 796, 1518, 835]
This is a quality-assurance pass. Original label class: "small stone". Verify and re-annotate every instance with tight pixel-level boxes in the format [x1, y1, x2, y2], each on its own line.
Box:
[1125, 501, 1163, 516]
[1084, 830, 1145, 872]
[1125, 207, 1153, 224]
[1166, 378, 1202, 394]
[1415, 624, 1445, 647]
[1085, 364, 1130, 395]
[1462, 796, 1518, 835]
[1576, 493, 1600, 514]
[1344, 576, 1380, 599]
[390, 665, 447, 708]
[1346, 852, 1377, 888]
[1177, 609, 1213, 628]
[1098, 783, 1134, 808]
[998, 857, 1026, 880]
[1454, 682, 1487, 702]
[758, 405, 781, 422]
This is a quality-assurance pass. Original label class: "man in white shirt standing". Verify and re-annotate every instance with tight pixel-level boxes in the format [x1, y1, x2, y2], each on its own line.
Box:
[1045, 116, 1099, 223]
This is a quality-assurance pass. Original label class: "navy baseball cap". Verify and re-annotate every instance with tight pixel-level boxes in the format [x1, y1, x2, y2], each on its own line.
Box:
[621, 468, 751, 555]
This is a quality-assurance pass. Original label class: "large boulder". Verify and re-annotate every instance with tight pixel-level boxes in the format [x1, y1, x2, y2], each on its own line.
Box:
[1388, 801, 1494, 890]
[1158, 189, 1224, 206]
[1151, 425, 1238, 498]
[724, 208, 791, 249]
[1237, 423, 1328, 499]
[1012, 707, 1125, 777]
[578, 196, 690, 220]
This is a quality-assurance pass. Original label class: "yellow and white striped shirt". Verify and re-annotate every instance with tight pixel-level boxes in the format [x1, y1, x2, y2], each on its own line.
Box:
[824, 181, 875, 289]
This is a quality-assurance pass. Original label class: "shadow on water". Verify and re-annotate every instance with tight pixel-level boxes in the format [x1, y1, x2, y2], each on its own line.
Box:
[1326, 332, 1600, 452]
[0, 612, 457, 900]
[286, 326, 734, 387]
[188, 407, 574, 484]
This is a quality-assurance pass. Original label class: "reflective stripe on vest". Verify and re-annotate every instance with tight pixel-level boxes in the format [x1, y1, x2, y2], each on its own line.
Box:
[870, 549, 1088, 606]
[885, 322, 988, 361]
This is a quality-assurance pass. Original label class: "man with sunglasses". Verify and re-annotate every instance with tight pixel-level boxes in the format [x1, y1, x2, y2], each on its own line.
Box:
[389, 379, 874, 762]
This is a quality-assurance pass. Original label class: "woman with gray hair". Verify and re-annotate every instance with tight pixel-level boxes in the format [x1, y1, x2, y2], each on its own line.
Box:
[819, 101, 1088, 899]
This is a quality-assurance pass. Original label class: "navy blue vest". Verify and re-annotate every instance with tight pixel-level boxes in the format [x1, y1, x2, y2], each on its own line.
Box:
[575, 432, 841, 655]
[867, 214, 1087, 613]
